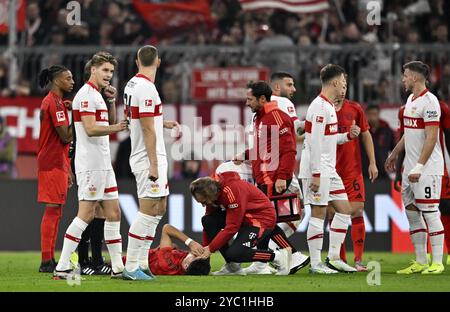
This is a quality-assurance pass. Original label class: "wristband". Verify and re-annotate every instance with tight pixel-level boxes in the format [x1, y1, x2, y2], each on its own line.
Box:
[184, 238, 193, 246]
[409, 163, 424, 175]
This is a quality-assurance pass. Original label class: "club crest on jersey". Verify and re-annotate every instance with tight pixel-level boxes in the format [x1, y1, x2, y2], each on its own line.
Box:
[312, 192, 321, 202]
[316, 116, 324, 123]
[145, 99, 153, 107]
[81, 101, 89, 108]
[56, 111, 66, 122]
[150, 182, 160, 194]
[88, 185, 97, 196]
[411, 107, 417, 115]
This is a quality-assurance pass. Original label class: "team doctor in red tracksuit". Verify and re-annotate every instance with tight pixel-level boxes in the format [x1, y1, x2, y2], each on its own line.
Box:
[237, 81, 301, 255]
[191, 172, 292, 275]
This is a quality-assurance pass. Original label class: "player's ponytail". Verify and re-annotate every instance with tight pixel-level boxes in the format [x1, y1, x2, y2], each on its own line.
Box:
[38, 65, 69, 88]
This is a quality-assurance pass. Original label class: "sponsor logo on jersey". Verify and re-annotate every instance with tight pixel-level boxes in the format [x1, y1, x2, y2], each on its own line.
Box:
[426, 110, 438, 119]
[228, 203, 239, 209]
[100, 111, 108, 121]
[279, 127, 288, 135]
[81, 101, 89, 108]
[145, 99, 153, 107]
[56, 111, 66, 122]
[404, 118, 418, 127]
[316, 116, 324, 123]
[328, 124, 338, 134]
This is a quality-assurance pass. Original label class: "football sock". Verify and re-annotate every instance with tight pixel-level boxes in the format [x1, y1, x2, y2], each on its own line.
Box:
[441, 215, 450, 253]
[78, 222, 91, 266]
[405, 209, 428, 264]
[104, 221, 124, 273]
[423, 211, 445, 264]
[90, 218, 105, 266]
[56, 217, 88, 271]
[351, 216, 365, 262]
[41, 205, 62, 262]
[138, 215, 161, 270]
[328, 213, 350, 261]
[307, 217, 324, 267]
[125, 212, 154, 272]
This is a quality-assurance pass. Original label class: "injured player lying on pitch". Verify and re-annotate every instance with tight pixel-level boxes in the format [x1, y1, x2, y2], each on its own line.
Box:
[123, 224, 211, 276]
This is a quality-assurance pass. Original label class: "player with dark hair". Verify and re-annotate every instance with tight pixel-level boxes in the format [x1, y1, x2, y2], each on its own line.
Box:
[386, 60, 445, 274]
[299, 64, 360, 274]
[37, 65, 74, 273]
[123, 224, 210, 276]
[326, 75, 378, 272]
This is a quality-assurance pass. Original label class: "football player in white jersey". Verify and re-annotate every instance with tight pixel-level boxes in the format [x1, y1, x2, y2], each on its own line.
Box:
[54, 52, 128, 279]
[122, 45, 172, 280]
[242, 72, 309, 275]
[386, 61, 445, 275]
[299, 64, 360, 274]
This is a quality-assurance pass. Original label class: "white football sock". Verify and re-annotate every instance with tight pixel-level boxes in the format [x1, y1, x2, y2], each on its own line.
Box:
[307, 217, 324, 267]
[138, 215, 162, 270]
[405, 209, 428, 264]
[104, 221, 124, 273]
[423, 211, 445, 265]
[125, 212, 154, 272]
[56, 217, 88, 271]
[328, 212, 350, 261]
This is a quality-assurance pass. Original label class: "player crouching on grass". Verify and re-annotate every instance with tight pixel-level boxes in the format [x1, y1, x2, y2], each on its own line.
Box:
[191, 172, 292, 275]
[123, 224, 211, 276]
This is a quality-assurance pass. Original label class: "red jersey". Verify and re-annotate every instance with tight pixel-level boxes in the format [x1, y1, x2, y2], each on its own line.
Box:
[148, 247, 188, 275]
[37, 91, 70, 172]
[398, 102, 450, 199]
[335, 100, 369, 179]
[206, 172, 276, 252]
[245, 101, 296, 185]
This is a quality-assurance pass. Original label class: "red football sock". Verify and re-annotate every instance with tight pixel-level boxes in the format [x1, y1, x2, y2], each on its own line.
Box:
[50, 206, 63, 260]
[351, 216, 365, 262]
[441, 215, 450, 252]
[40, 205, 62, 262]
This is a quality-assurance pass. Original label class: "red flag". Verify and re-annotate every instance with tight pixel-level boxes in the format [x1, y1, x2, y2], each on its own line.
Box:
[132, 0, 214, 38]
[239, 0, 329, 13]
[0, 0, 26, 34]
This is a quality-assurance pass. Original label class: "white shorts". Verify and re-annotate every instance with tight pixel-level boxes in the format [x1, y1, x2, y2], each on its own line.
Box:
[301, 174, 348, 206]
[288, 176, 303, 200]
[402, 174, 442, 211]
[77, 170, 118, 201]
[134, 165, 169, 198]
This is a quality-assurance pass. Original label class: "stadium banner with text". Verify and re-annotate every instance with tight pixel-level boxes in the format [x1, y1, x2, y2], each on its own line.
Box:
[0, 0, 26, 33]
[191, 67, 270, 102]
[0, 178, 417, 252]
[0, 96, 401, 154]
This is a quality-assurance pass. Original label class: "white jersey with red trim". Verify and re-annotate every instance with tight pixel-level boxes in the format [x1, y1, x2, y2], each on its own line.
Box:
[271, 95, 300, 133]
[299, 94, 350, 179]
[73, 82, 112, 173]
[125, 74, 167, 173]
[403, 89, 444, 176]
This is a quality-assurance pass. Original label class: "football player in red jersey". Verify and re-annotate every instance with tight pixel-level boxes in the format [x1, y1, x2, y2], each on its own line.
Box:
[37, 65, 74, 273]
[327, 81, 378, 272]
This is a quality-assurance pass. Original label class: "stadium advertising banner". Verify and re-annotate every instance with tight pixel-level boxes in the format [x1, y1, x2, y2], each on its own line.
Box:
[0, 96, 401, 154]
[0, 178, 419, 252]
[191, 67, 270, 102]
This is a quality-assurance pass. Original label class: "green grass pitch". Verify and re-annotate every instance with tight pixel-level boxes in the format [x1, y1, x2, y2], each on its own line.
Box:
[1, 252, 449, 292]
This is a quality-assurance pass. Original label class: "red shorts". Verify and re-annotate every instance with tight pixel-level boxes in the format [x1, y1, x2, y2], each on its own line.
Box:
[441, 174, 450, 199]
[37, 168, 68, 204]
[342, 174, 365, 202]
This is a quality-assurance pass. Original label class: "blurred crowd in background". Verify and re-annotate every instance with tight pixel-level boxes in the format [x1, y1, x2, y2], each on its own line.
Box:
[0, 0, 449, 179]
